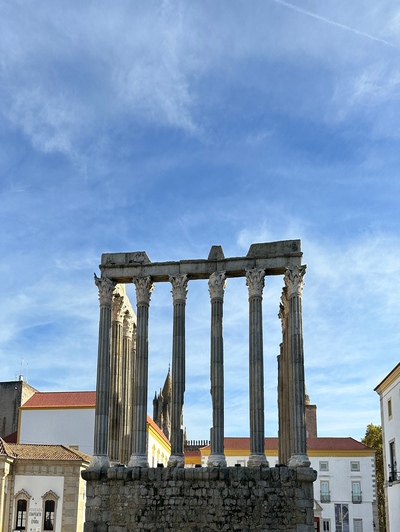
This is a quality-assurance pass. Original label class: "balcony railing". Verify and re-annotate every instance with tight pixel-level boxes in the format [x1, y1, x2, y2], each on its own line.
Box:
[320, 492, 331, 503]
[352, 492, 362, 503]
[388, 464, 399, 485]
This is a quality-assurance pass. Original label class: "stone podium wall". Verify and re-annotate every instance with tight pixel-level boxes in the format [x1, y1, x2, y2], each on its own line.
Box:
[82, 465, 316, 532]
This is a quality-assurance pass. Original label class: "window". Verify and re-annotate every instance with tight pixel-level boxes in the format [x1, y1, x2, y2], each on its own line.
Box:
[389, 440, 397, 482]
[388, 398, 393, 419]
[43, 500, 55, 530]
[352, 481, 362, 503]
[14, 490, 31, 531]
[322, 519, 331, 531]
[353, 518, 363, 532]
[320, 480, 330, 503]
[15, 499, 27, 530]
[335, 503, 349, 532]
[350, 461, 360, 471]
[319, 461, 329, 471]
[42, 490, 59, 531]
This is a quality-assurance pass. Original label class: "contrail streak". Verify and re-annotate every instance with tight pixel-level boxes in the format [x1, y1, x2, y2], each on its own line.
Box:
[270, 0, 397, 48]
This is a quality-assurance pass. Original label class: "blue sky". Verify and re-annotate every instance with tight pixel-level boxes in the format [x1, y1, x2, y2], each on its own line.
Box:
[1, 0, 400, 442]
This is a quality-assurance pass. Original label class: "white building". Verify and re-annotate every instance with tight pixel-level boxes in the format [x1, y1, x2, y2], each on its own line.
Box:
[18, 390, 171, 466]
[193, 431, 377, 532]
[0, 437, 90, 532]
[375, 362, 400, 532]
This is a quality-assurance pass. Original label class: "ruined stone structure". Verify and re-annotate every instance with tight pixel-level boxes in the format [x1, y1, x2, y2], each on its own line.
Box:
[83, 240, 317, 531]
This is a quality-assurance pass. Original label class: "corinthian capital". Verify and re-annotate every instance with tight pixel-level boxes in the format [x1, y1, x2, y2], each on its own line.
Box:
[123, 311, 134, 337]
[208, 271, 226, 300]
[246, 269, 265, 298]
[133, 276, 154, 305]
[112, 293, 125, 322]
[284, 265, 306, 298]
[169, 274, 188, 302]
[94, 274, 116, 307]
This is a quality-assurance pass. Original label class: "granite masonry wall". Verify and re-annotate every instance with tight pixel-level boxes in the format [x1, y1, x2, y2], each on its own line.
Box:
[82, 465, 317, 532]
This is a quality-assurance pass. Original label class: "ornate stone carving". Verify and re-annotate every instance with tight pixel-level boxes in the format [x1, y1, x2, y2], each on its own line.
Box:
[123, 311, 134, 337]
[169, 274, 188, 302]
[133, 276, 154, 305]
[284, 265, 306, 298]
[94, 274, 116, 306]
[245, 269, 265, 298]
[208, 271, 227, 300]
[278, 288, 289, 332]
[112, 293, 125, 322]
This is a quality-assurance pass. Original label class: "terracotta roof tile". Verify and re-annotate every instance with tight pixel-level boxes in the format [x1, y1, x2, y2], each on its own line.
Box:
[22, 391, 96, 408]
[0, 437, 14, 456]
[147, 415, 170, 445]
[4, 442, 91, 461]
[201, 437, 373, 452]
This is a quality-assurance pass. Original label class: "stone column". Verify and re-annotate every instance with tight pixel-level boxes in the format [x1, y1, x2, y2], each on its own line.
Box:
[120, 311, 134, 465]
[127, 323, 137, 465]
[285, 265, 310, 468]
[278, 289, 291, 465]
[129, 276, 154, 467]
[246, 269, 268, 467]
[109, 290, 124, 463]
[91, 274, 116, 469]
[168, 274, 188, 467]
[207, 271, 227, 467]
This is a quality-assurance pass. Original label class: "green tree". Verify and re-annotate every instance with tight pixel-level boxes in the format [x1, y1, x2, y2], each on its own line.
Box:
[362, 423, 386, 532]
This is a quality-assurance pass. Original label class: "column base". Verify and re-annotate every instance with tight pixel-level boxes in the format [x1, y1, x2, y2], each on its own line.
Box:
[288, 453, 311, 468]
[247, 453, 269, 467]
[88, 454, 110, 469]
[167, 454, 185, 468]
[128, 453, 149, 467]
[207, 453, 227, 467]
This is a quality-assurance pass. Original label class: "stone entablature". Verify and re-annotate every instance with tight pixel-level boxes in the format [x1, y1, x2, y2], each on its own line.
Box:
[83, 465, 317, 532]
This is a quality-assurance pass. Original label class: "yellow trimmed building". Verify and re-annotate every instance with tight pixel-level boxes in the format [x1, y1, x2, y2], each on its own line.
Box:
[186, 434, 377, 531]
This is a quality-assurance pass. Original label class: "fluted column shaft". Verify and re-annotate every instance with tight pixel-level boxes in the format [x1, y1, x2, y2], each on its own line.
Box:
[246, 269, 268, 467]
[129, 276, 154, 467]
[109, 291, 124, 462]
[91, 275, 116, 468]
[120, 312, 134, 465]
[168, 275, 188, 467]
[278, 289, 291, 464]
[207, 271, 227, 467]
[285, 266, 310, 468]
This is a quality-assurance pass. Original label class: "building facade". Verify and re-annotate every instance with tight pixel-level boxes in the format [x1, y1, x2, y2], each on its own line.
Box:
[375, 362, 400, 532]
[198, 436, 376, 532]
[0, 438, 90, 532]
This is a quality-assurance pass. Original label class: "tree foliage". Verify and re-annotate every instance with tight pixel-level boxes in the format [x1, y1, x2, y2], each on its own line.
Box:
[362, 423, 386, 532]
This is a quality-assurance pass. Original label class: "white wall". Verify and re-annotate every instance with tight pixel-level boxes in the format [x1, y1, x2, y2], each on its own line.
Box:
[380, 376, 400, 532]
[13, 474, 64, 532]
[19, 408, 95, 455]
[309, 455, 375, 532]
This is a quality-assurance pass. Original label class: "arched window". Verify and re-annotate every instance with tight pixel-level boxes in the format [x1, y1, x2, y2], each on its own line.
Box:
[14, 489, 31, 531]
[42, 490, 59, 531]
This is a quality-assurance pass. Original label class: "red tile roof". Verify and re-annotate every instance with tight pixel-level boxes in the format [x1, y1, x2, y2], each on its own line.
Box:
[201, 437, 373, 452]
[21, 391, 96, 408]
[147, 415, 170, 446]
[0, 438, 91, 461]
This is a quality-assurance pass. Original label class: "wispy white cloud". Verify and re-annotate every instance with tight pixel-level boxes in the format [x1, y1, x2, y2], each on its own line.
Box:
[269, 0, 397, 48]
